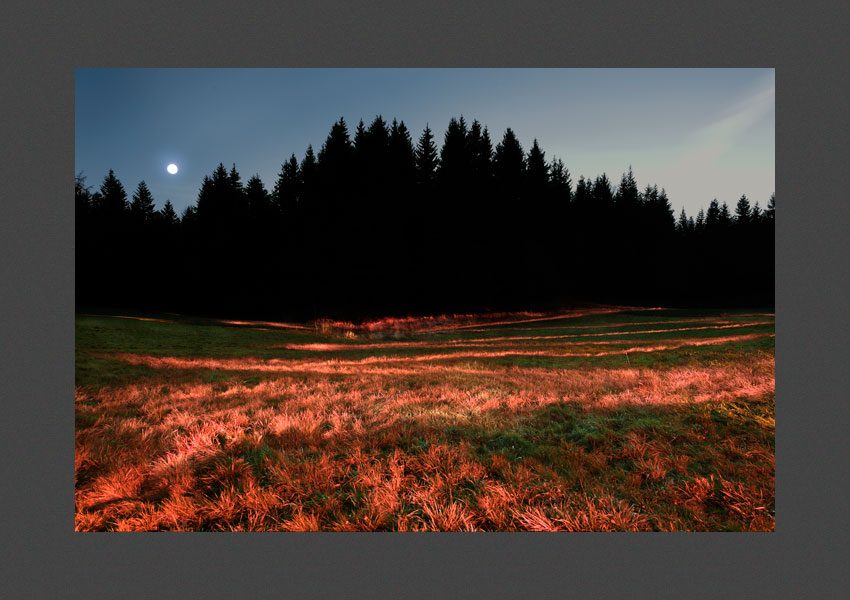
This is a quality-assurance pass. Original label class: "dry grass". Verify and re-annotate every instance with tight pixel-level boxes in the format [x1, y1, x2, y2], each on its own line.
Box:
[75, 309, 775, 531]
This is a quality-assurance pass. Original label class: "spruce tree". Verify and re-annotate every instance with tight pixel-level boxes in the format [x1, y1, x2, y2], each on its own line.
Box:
[549, 158, 572, 202]
[353, 119, 367, 153]
[467, 120, 493, 184]
[158, 200, 179, 226]
[652, 188, 675, 230]
[438, 117, 471, 188]
[388, 119, 416, 184]
[734, 194, 752, 226]
[245, 174, 271, 219]
[130, 180, 156, 224]
[591, 173, 615, 213]
[615, 167, 640, 214]
[229, 164, 243, 193]
[300, 145, 318, 204]
[705, 199, 721, 228]
[677, 208, 690, 233]
[493, 128, 525, 201]
[274, 154, 301, 214]
[525, 139, 549, 197]
[718, 201, 732, 227]
[414, 124, 439, 187]
[97, 169, 129, 218]
[318, 117, 353, 181]
[75, 172, 91, 216]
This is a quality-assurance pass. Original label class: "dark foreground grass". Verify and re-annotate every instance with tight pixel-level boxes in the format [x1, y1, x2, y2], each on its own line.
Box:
[75, 308, 774, 531]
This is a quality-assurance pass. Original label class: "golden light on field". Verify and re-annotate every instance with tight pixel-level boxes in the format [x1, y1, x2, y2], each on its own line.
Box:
[75, 309, 775, 532]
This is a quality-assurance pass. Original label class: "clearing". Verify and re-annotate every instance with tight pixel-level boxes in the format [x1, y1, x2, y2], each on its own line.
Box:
[75, 307, 775, 531]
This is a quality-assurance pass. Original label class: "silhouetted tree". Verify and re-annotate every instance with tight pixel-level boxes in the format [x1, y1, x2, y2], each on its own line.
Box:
[130, 181, 156, 225]
[695, 208, 705, 232]
[76, 116, 774, 318]
[274, 154, 300, 216]
[158, 200, 179, 226]
[414, 124, 439, 187]
[493, 128, 525, 204]
[765, 193, 775, 221]
[705, 199, 721, 229]
[549, 159, 572, 203]
[75, 172, 91, 218]
[735, 194, 752, 226]
[677, 208, 690, 233]
[718, 201, 732, 228]
[526, 140, 548, 193]
[97, 169, 129, 218]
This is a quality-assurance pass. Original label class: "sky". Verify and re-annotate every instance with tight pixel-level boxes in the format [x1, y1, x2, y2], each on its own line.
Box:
[75, 68, 774, 218]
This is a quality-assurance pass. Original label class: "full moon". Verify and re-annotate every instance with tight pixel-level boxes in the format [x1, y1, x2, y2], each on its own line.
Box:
[166, 163, 179, 175]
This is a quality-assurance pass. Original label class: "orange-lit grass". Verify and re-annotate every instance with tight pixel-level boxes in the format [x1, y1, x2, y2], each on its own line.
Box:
[76, 317, 774, 532]
[113, 332, 773, 375]
[300, 306, 647, 337]
[218, 319, 312, 330]
[277, 328, 772, 352]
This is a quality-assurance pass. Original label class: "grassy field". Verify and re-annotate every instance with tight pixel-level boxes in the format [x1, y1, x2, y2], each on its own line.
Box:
[75, 307, 775, 531]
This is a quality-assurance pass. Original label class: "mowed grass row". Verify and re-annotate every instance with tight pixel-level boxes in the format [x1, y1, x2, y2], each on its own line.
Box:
[76, 309, 773, 386]
[75, 308, 775, 531]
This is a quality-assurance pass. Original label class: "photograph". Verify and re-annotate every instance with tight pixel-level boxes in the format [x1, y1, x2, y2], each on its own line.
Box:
[74, 68, 775, 532]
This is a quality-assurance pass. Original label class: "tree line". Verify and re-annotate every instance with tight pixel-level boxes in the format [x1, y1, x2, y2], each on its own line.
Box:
[76, 116, 774, 320]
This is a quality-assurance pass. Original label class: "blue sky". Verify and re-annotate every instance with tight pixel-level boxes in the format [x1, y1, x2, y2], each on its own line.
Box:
[75, 68, 774, 217]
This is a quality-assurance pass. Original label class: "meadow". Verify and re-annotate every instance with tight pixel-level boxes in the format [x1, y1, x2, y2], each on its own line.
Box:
[75, 307, 775, 531]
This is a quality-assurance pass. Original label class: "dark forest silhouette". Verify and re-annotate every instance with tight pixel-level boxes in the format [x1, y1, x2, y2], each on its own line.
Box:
[76, 116, 774, 320]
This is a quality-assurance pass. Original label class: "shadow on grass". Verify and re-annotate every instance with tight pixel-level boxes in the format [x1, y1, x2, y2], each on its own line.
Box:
[76, 390, 775, 531]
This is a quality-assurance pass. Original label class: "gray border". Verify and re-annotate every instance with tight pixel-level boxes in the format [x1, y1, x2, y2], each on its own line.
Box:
[2, 1, 849, 598]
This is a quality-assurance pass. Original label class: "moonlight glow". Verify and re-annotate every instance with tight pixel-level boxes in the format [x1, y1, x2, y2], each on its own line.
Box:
[166, 163, 179, 175]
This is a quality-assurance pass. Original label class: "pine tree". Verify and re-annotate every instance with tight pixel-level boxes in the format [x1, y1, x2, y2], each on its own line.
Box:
[705, 199, 721, 228]
[300, 145, 318, 204]
[525, 139, 549, 197]
[245, 174, 271, 219]
[182, 204, 197, 224]
[414, 124, 439, 187]
[195, 175, 214, 219]
[677, 208, 690, 233]
[274, 154, 301, 214]
[549, 158, 572, 202]
[467, 120, 493, 183]
[718, 201, 732, 227]
[653, 189, 675, 231]
[615, 167, 640, 214]
[158, 200, 179, 226]
[438, 117, 471, 187]
[592, 173, 614, 212]
[493, 128, 525, 200]
[653, 188, 676, 227]
[734, 194, 752, 226]
[389, 118, 416, 184]
[353, 119, 367, 153]
[318, 117, 353, 181]
[573, 176, 591, 209]
[75, 172, 91, 216]
[229, 164, 243, 193]
[97, 169, 129, 218]
[130, 180, 156, 224]
[367, 115, 390, 154]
